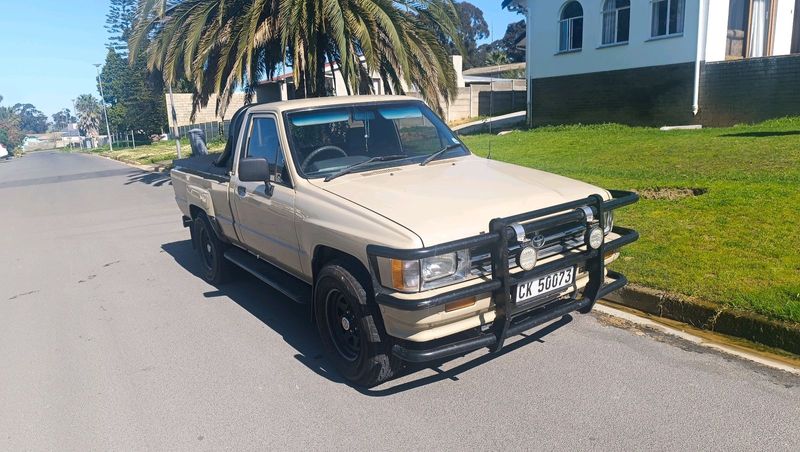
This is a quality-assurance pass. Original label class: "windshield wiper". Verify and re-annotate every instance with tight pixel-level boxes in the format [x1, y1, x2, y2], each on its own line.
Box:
[324, 154, 408, 182]
[419, 143, 462, 166]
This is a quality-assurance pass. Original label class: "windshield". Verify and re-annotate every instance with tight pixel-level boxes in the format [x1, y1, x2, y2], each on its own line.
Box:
[285, 101, 468, 179]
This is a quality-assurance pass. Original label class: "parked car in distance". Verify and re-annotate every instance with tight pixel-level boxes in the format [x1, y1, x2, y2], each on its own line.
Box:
[170, 95, 639, 386]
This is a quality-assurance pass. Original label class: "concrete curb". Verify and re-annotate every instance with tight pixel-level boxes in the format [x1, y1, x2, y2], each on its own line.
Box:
[92, 152, 172, 173]
[604, 284, 800, 355]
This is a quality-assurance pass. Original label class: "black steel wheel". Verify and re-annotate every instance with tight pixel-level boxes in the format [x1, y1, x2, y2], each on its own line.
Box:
[191, 215, 234, 285]
[314, 260, 401, 387]
[325, 288, 362, 362]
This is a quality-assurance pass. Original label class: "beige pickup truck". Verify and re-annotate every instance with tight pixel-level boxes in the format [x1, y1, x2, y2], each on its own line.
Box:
[171, 95, 639, 386]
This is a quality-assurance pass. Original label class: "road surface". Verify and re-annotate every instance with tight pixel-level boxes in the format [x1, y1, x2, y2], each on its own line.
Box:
[1, 151, 798, 450]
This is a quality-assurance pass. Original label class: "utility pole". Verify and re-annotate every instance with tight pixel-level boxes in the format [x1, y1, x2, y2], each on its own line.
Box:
[167, 83, 182, 159]
[94, 64, 113, 152]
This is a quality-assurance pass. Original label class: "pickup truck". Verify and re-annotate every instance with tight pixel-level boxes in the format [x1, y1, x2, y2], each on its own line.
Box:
[171, 95, 639, 387]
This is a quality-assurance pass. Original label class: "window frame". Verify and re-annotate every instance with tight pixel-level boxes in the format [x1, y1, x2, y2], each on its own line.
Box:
[601, 0, 631, 46]
[239, 113, 292, 188]
[281, 101, 470, 180]
[558, 1, 584, 53]
[650, 0, 685, 38]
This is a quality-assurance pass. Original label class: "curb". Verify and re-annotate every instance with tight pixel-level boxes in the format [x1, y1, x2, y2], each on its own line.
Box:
[92, 152, 172, 173]
[604, 284, 800, 355]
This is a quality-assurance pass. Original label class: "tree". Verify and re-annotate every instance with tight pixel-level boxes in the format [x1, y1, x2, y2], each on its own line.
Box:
[105, 0, 138, 55]
[453, 2, 489, 69]
[484, 49, 509, 66]
[11, 103, 48, 133]
[99, 48, 168, 136]
[499, 20, 525, 63]
[131, 0, 460, 116]
[74, 94, 102, 138]
[52, 109, 76, 130]
[0, 96, 24, 150]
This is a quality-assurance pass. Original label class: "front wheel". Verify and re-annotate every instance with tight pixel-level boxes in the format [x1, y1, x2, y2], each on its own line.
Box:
[314, 261, 400, 387]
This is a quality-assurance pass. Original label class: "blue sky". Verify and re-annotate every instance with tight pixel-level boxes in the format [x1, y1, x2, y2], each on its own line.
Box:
[0, 1, 523, 117]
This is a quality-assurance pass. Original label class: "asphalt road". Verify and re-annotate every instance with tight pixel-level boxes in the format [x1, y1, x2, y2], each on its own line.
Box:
[1, 151, 798, 451]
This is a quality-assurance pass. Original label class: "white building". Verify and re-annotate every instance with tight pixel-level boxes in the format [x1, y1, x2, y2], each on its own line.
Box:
[514, 0, 800, 126]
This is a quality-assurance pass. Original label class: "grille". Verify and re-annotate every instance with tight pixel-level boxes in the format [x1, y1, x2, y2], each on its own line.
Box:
[469, 220, 587, 276]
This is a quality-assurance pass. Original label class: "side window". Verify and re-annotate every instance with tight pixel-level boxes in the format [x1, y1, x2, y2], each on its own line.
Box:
[559, 1, 584, 52]
[243, 116, 288, 185]
[602, 0, 630, 45]
[395, 115, 442, 155]
[651, 0, 685, 37]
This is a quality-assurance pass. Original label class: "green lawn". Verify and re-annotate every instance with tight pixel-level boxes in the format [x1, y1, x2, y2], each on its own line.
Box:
[88, 137, 225, 165]
[461, 117, 800, 324]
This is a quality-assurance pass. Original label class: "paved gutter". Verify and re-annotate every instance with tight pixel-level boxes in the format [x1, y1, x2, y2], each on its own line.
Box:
[605, 284, 800, 355]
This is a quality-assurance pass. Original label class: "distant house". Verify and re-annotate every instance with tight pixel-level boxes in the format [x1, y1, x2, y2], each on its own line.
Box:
[512, 0, 800, 126]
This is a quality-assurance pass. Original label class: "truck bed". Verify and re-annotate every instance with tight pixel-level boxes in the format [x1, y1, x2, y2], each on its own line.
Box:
[173, 154, 229, 182]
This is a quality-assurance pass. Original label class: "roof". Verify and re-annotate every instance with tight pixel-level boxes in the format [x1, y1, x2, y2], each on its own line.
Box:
[462, 62, 526, 77]
[246, 95, 423, 113]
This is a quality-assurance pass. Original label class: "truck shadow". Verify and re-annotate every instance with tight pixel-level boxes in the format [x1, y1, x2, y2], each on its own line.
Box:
[125, 171, 172, 187]
[161, 239, 572, 396]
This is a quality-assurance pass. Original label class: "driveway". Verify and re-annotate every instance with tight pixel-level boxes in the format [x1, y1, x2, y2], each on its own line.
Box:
[1, 151, 798, 450]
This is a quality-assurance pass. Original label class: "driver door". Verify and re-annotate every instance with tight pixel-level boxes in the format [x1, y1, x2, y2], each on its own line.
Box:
[230, 114, 302, 276]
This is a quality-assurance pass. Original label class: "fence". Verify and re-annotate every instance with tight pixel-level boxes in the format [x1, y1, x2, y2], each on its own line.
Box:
[409, 79, 528, 123]
[172, 120, 230, 142]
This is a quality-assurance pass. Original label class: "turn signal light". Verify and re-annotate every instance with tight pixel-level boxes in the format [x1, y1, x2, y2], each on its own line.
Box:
[445, 296, 476, 312]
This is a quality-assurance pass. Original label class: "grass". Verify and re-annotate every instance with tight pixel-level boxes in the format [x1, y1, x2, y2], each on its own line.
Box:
[461, 117, 800, 324]
[85, 137, 226, 165]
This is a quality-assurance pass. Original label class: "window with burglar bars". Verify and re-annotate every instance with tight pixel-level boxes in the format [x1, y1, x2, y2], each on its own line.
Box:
[602, 0, 631, 45]
[651, 0, 685, 37]
[559, 1, 584, 52]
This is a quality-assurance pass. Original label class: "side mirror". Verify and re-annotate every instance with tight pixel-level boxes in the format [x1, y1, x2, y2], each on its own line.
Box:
[238, 158, 274, 195]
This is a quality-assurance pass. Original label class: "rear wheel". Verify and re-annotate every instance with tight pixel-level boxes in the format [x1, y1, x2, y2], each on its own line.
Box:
[314, 261, 400, 387]
[192, 215, 234, 285]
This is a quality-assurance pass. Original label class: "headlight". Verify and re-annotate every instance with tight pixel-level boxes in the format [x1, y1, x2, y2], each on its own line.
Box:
[603, 211, 614, 235]
[387, 249, 470, 292]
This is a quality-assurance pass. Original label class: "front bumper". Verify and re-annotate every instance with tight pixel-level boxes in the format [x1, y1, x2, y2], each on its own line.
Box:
[366, 190, 639, 363]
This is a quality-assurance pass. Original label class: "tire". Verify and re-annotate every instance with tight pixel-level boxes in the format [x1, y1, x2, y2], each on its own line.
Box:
[192, 215, 234, 285]
[314, 261, 400, 387]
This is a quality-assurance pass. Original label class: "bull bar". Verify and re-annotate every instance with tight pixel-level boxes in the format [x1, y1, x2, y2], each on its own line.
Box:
[366, 190, 640, 363]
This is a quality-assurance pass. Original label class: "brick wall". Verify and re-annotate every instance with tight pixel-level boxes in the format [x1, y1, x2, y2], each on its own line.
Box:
[165, 93, 247, 128]
[698, 55, 800, 126]
[530, 63, 696, 127]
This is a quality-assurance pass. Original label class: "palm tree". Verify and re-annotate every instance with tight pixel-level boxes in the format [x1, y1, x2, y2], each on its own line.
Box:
[74, 94, 102, 138]
[131, 0, 460, 116]
[484, 50, 509, 67]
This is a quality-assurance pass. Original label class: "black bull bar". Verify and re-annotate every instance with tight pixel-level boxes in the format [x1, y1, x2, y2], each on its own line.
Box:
[366, 190, 640, 363]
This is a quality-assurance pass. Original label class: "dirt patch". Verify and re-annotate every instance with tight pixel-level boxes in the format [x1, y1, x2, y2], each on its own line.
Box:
[635, 187, 708, 200]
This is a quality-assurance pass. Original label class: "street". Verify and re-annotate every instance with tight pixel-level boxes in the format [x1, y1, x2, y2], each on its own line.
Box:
[1, 151, 798, 450]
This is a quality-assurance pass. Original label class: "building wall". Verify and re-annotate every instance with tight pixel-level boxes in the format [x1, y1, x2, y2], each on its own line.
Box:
[698, 54, 800, 125]
[165, 93, 247, 129]
[528, 0, 700, 79]
[530, 62, 696, 126]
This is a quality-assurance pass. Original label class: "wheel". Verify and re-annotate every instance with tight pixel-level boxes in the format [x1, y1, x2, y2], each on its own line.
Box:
[192, 215, 234, 285]
[314, 261, 400, 387]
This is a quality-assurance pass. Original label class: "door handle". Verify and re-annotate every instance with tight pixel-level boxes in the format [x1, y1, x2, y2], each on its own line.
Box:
[237, 186, 247, 197]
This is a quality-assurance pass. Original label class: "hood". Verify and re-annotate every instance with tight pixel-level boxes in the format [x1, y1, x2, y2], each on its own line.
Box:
[310, 155, 608, 246]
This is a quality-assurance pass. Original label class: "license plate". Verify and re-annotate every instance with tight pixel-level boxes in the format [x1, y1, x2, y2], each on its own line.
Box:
[514, 267, 575, 303]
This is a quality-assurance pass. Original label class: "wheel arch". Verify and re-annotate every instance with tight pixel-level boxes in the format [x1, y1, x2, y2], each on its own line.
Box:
[311, 245, 377, 323]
